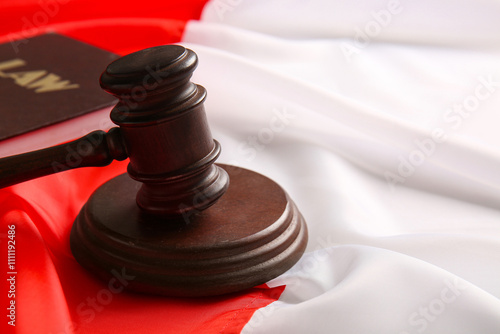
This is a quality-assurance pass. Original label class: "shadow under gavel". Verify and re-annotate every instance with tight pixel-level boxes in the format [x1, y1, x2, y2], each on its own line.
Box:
[0, 45, 308, 297]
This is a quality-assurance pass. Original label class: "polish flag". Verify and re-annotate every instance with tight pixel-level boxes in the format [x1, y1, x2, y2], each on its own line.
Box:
[1, 1, 500, 333]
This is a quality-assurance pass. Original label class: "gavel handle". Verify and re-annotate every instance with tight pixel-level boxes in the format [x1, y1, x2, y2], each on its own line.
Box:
[0, 127, 128, 189]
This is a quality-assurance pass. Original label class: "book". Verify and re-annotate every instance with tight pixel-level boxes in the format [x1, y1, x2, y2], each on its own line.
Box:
[0, 33, 119, 156]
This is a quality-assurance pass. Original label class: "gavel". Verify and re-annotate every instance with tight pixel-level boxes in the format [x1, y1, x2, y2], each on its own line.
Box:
[0, 45, 308, 297]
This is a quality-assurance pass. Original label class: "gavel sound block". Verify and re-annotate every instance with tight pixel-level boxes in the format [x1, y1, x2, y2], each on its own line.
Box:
[0, 45, 308, 297]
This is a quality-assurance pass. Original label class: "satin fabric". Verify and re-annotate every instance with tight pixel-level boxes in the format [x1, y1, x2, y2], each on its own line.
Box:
[180, 1, 500, 333]
[0, 1, 285, 334]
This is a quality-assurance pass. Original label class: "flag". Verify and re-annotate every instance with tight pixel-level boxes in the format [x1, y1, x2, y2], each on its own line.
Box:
[1, 0, 500, 333]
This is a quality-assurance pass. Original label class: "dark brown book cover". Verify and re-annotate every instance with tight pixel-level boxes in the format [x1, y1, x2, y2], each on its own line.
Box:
[0, 33, 118, 141]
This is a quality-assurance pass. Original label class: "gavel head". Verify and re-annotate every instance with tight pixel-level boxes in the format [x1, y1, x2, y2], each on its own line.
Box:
[99, 45, 229, 216]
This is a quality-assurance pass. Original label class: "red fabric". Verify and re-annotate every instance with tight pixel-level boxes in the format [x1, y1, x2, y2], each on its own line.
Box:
[0, 1, 285, 333]
[0, 163, 285, 334]
[0, 0, 209, 55]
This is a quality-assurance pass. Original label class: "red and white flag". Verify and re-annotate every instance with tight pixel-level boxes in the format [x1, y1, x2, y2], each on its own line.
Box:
[1, 0, 500, 333]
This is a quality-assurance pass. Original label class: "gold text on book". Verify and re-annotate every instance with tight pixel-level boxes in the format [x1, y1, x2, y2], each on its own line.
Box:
[0, 58, 79, 93]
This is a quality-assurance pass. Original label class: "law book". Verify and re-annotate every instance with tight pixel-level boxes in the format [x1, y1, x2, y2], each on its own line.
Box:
[0, 33, 119, 157]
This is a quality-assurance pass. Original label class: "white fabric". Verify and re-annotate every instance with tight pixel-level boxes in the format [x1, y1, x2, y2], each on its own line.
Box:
[182, 1, 500, 333]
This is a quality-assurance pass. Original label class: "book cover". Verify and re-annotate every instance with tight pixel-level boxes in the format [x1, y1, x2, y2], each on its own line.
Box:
[0, 33, 118, 143]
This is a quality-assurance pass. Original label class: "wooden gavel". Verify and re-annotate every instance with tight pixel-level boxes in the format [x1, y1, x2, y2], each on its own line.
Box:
[0, 45, 307, 297]
[0, 45, 228, 217]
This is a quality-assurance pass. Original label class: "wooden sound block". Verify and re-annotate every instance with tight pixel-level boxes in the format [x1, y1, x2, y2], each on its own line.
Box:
[70, 164, 308, 297]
